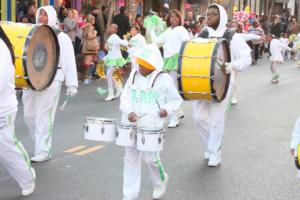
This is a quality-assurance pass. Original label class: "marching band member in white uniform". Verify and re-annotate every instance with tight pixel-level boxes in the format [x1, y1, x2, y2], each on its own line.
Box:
[0, 26, 35, 196]
[193, 4, 251, 167]
[127, 25, 146, 70]
[120, 44, 182, 200]
[103, 24, 128, 101]
[23, 6, 78, 162]
[150, 9, 190, 128]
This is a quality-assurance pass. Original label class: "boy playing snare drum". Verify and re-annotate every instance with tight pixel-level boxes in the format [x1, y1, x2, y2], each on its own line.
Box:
[119, 44, 182, 200]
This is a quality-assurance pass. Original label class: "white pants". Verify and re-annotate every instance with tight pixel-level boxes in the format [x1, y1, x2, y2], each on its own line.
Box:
[106, 66, 122, 91]
[167, 70, 181, 122]
[123, 147, 166, 199]
[231, 70, 237, 100]
[23, 81, 61, 157]
[0, 113, 34, 189]
[192, 85, 232, 157]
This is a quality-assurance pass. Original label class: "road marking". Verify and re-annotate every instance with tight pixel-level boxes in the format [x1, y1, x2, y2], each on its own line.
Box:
[64, 145, 87, 153]
[75, 145, 105, 156]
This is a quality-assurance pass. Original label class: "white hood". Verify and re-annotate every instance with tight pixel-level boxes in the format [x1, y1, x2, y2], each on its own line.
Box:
[36, 6, 58, 26]
[206, 3, 228, 37]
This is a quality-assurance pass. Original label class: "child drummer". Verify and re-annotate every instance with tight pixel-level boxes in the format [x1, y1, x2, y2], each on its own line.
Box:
[119, 44, 182, 200]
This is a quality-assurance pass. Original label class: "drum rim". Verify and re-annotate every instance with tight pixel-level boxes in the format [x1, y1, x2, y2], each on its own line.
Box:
[295, 144, 300, 169]
[118, 124, 136, 128]
[178, 41, 188, 100]
[24, 25, 60, 91]
[85, 117, 117, 123]
[137, 129, 165, 134]
[210, 38, 231, 102]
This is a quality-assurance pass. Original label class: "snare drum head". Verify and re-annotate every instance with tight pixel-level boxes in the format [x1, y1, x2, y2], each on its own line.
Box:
[211, 40, 231, 102]
[26, 25, 59, 90]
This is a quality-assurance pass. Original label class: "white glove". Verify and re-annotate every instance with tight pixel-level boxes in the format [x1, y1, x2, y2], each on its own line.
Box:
[66, 86, 77, 97]
[224, 62, 234, 74]
[216, 59, 233, 74]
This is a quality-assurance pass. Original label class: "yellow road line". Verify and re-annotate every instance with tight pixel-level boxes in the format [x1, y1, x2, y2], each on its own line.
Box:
[64, 145, 87, 153]
[75, 145, 105, 156]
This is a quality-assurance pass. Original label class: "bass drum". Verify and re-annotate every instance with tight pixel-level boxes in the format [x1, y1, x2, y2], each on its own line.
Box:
[178, 38, 231, 102]
[0, 21, 59, 90]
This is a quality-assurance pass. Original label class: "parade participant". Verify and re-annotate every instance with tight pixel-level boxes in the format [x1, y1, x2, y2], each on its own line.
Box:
[120, 44, 182, 200]
[267, 34, 291, 84]
[290, 117, 300, 177]
[0, 26, 35, 196]
[23, 6, 78, 162]
[150, 9, 190, 128]
[103, 24, 128, 101]
[127, 25, 146, 70]
[230, 21, 261, 105]
[194, 4, 251, 167]
[290, 117, 300, 157]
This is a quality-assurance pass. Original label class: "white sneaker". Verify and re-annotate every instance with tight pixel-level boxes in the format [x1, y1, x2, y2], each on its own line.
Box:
[31, 154, 52, 163]
[177, 110, 184, 119]
[231, 98, 238, 105]
[204, 152, 210, 160]
[22, 168, 36, 196]
[168, 118, 179, 128]
[152, 173, 168, 199]
[208, 154, 221, 167]
[105, 91, 114, 101]
[114, 87, 123, 98]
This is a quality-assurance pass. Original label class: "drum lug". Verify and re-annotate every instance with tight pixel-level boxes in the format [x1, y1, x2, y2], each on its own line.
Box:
[158, 137, 162, 144]
[116, 130, 119, 137]
[142, 135, 145, 145]
[84, 125, 88, 133]
[101, 126, 105, 135]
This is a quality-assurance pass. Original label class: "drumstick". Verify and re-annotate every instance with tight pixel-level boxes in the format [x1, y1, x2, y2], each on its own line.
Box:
[58, 95, 71, 112]
[155, 99, 161, 110]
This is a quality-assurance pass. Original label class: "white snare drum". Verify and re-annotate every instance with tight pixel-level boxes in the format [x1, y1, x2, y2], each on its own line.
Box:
[115, 124, 137, 147]
[137, 128, 165, 152]
[84, 117, 116, 142]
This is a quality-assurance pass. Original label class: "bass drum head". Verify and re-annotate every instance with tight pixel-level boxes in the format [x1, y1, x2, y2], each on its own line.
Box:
[211, 39, 231, 102]
[26, 25, 59, 90]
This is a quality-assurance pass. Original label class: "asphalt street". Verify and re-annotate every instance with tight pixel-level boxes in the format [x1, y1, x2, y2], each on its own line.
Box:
[1, 58, 300, 200]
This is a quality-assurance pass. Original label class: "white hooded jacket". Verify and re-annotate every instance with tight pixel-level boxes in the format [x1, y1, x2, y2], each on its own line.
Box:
[204, 4, 252, 73]
[119, 44, 182, 128]
[0, 39, 17, 119]
[36, 6, 78, 87]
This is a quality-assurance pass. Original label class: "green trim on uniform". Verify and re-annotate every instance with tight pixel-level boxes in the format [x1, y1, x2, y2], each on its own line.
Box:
[155, 153, 165, 181]
[105, 58, 127, 67]
[217, 94, 232, 152]
[9, 114, 32, 175]
[44, 84, 61, 157]
[163, 53, 179, 71]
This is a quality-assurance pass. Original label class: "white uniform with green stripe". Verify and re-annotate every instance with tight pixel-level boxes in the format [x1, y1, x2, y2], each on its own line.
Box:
[120, 69, 182, 199]
[0, 38, 35, 190]
[193, 4, 251, 160]
[22, 6, 78, 158]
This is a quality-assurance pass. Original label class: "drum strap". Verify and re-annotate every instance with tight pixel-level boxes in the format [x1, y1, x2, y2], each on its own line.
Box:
[198, 28, 235, 44]
[148, 71, 165, 88]
[51, 26, 63, 35]
[128, 69, 165, 89]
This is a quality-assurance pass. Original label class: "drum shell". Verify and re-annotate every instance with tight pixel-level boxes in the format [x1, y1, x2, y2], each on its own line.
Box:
[84, 117, 116, 142]
[0, 22, 34, 88]
[115, 124, 137, 147]
[178, 38, 231, 102]
[136, 129, 165, 152]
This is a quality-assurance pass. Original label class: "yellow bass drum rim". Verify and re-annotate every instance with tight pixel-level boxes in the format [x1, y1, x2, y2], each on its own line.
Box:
[178, 38, 231, 102]
[295, 143, 300, 169]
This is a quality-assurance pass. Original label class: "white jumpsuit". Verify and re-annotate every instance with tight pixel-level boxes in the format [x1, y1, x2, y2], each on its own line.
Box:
[0, 38, 35, 190]
[23, 6, 78, 157]
[193, 4, 251, 159]
[120, 69, 182, 199]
